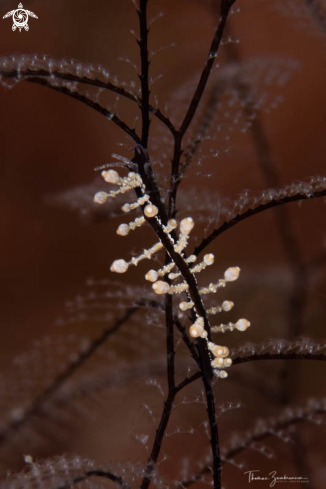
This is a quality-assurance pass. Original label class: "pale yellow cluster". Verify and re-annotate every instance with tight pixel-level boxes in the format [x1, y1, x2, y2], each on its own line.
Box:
[93, 170, 251, 380]
[94, 170, 143, 203]
[185, 265, 250, 378]
[93, 168, 169, 274]
[208, 343, 232, 379]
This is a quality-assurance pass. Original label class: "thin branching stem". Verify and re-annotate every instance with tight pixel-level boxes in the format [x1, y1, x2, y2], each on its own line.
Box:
[181, 399, 326, 487]
[54, 470, 128, 489]
[223, 407, 326, 461]
[233, 352, 326, 365]
[194, 187, 326, 256]
[201, 375, 221, 488]
[28, 78, 141, 143]
[138, 0, 151, 147]
[133, 147, 213, 383]
[0, 308, 137, 446]
[175, 371, 201, 392]
[166, 290, 175, 392]
[0, 66, 177, 134]
[178, 0, 234, 137]
[141, 391, 174, 489]
[1, 68, 138, 100]
[141, 256, 175, 489]
[141, 368, 202, 489]
[169, 0, 234, 219]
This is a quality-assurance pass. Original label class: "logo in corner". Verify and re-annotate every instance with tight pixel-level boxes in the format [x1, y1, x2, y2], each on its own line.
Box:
[3, 3, 38, 32]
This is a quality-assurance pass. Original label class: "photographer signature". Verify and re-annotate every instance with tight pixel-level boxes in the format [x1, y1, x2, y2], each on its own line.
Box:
[244, 470, 309, 487]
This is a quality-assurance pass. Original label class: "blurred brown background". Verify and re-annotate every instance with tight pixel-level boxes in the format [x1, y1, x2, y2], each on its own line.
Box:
[0, 0, 326, 487]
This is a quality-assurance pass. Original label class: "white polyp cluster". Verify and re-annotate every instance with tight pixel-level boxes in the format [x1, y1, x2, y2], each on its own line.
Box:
[95, 169, 145, 203]
[130, 242, 164, 266]
[199, 266, 241, 296]
[97, 168, 172, 273]
[206, 301, 234, 315]
[96, 167, 250, 382]
[116, 216, 146, 237]
[122, 195, 150, 213]
[190, 253, 215, 274]
[174, 217, 195, 253]
[207, 342, 232, 379]
[179, 301, 194, 311]
[211, 318, 251, 334]
[152, 281, 189, 295]
[189, 317, 205, 338]
[168, 282, 189, 294]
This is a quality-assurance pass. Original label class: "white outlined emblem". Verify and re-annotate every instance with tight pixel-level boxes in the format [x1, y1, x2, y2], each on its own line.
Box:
[3, 3, 38, 32]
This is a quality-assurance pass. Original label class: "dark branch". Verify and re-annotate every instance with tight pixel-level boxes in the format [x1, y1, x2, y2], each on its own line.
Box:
[28, 78, 141, 143]
[0, 308, 137, 446]
[0, 66, 177, 134]
[178, 0, 233, 136]
[194, 186, 326, 256]
[232, 351, 326, 365]
[138, 0, 151, 147]
[168, 0, 233, 219]
[54, 469, 127, 489]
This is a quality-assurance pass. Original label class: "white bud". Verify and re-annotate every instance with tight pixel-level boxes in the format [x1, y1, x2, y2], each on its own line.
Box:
[223, 358, 232, 367]
[211, 345, 224, 357]
[180, 217, 194, 235]
[93, 191, 108, 204]
[224, 266, 240, 282]
[189, 324, 204, 338]
[179, 301, 195, 311]
[144, 204, 159, 218]
[145, 270, 158, 282]
[221, 346, 230, 358]
[102, 169, 120, 184]
[212, 357, 224, 367]
[23, 455, 33, 464]
[235, 318, 251, 331]
[122, 204, 131, 212]
[167, 219, 177, 229]
[128, 171, 136, 179]
[110, 259, 129, 273]
[219, 370, 228, 379]
[203, 253, 215, 265]
[117, 224, 129, 236]
[222, 300, 234, 312]
[201, 330, 208, 339]
[152, 281, 170, 294]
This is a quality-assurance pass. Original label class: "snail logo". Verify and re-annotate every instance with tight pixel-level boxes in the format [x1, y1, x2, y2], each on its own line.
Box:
[3, 3, 38, 32]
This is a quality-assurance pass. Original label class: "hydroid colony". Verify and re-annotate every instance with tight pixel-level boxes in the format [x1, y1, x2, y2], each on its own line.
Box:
[94, 163, 251, 379]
